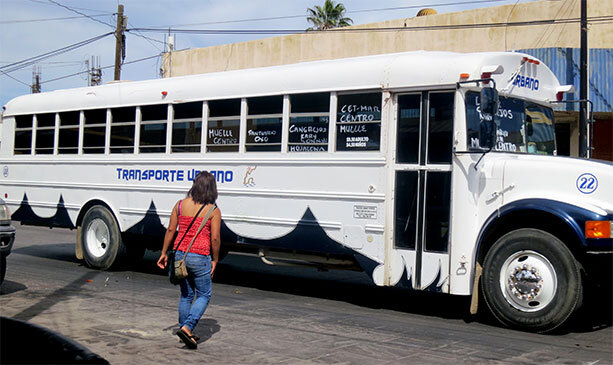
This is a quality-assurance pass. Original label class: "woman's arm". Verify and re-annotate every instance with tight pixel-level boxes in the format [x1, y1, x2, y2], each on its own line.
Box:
[210, 208, 222, 276]
[156, 201, 180, 269]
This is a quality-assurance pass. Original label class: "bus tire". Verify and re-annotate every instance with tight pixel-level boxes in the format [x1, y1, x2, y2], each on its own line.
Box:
[80, 206, 125, 270]
[481, 228, 582, 333]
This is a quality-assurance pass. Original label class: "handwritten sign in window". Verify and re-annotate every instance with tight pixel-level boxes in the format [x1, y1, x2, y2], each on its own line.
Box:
[207, 119, 239, 152]
[336, 92, 381, 151]
[246, 118, 281, 152]
[288, 116, 328, 152]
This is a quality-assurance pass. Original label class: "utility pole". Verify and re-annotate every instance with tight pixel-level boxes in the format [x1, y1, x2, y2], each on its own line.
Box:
[114, 4, 126, 81]
[31, 66, 41, 93]
[579, 0, 588, 158]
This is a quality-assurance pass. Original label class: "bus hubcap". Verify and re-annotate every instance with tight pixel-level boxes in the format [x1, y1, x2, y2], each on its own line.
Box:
[499, 250, 557, 312]
[85, 218, 110, 258]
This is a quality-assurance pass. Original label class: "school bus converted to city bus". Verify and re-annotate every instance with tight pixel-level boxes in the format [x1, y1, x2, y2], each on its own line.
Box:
[1, 51, 611, 332]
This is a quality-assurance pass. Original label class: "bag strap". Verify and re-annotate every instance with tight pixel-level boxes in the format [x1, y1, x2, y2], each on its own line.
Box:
[181, 204, 216, 258]
[172, 201, 205, 251]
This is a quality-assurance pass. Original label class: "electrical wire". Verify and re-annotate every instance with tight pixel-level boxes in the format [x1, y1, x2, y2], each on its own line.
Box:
[143, 0, 515, 28]
[25, 0, 107, 13]
[46, 0, 115, 29]
[0, 14, 114, 24]
[130, 16, 612, 35]
[0, 32, 114, 74]
[0, 69, 31, 87]
[40, 54, 161, 85]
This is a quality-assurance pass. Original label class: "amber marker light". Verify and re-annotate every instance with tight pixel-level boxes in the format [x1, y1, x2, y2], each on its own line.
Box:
[585, 221, 612, 239]
[459, 73, 469, 80]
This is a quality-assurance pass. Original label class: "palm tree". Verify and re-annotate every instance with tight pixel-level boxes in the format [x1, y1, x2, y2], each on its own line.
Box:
[307, 0, 353, 30]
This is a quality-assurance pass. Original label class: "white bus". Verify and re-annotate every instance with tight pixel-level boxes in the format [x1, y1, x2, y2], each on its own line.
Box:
[1, 51, 611, 332]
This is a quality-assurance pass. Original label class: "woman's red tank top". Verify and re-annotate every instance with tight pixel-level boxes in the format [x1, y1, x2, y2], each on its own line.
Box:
[174, 200, 212, 256]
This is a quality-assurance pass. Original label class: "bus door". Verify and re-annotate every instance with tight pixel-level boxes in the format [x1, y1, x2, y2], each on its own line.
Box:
[392, 91, 454, 291]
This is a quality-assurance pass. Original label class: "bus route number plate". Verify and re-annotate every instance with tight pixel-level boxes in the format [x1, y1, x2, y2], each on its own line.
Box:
[353, 205, 377, 220]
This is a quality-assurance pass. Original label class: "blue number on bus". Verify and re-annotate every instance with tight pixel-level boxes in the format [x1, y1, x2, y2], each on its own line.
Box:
[576, 173, 598, 194]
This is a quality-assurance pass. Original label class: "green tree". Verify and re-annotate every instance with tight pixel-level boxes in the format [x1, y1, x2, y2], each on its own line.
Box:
[306, 0, 353, 30]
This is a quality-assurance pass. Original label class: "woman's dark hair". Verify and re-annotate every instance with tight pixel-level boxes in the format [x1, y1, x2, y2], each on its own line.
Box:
[187, 171, 218, 204]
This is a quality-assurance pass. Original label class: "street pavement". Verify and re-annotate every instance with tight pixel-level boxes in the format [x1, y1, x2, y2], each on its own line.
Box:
[1, 225, 611, 364]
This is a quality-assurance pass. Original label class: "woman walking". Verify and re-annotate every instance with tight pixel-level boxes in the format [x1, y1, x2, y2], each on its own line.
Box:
[157, 171, 221, 349]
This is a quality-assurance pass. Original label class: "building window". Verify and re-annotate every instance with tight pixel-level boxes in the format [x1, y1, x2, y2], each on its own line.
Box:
[246, 95, 282, 152]
[336, 92, 381, 151]
[83, 109, 107, 154]
[58, 111, 80, 154]
[289, 93, 330, 152]
[110, 107, 136, 154]
[207, 99, 240, 152]
[140, 104, 168, 153]
[34, 113, 55, 155]
[172, 102, 202, 153]
[14, 115, 33, 155]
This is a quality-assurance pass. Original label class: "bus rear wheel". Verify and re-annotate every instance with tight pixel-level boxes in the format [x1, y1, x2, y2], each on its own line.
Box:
[481, 228, 582, 333]
[80, 206, 125, 270]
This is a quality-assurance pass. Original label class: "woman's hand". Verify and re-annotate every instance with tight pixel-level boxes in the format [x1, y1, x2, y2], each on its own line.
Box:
[211, 260, 217, 278]
[157, 254, 168, 269]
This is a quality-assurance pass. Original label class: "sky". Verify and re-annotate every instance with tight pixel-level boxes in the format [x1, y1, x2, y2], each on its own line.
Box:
[0, 0, 537, 108]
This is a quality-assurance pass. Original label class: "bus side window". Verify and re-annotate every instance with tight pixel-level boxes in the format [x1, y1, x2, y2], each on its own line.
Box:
[110, 107, 136, 154]
[288, 93, 330, 152]
[14, 115, 33, 155]
[336, 92, 381, 151]
[58, 111, 80, 154]
[207, 99, 241, 153]
[35, 113, 55, 155]
[140, 104, 168, 153]
[397, 94, 421, 163]
[83, 109, 107, 154]
[246, 95, 283, 152]
[172, 102, 202, 153]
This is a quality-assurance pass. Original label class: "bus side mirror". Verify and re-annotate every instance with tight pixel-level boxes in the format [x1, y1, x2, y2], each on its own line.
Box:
[479, 88, 499, 149]
[480, 87, 499, 117]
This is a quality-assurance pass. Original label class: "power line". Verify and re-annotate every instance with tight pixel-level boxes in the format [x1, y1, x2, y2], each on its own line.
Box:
[46, 0, 115, 29]
[0, 69, 30, 87]
[0, 32, 114, 74]
[143, 0, 515, 28]
[0, 13, 114, 24]
[130, 16, 612, 35]
[40, 54, 161, 85]
[25, 0, 107, 13]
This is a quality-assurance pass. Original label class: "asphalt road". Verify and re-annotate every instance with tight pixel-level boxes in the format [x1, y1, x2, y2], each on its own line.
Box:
[1, 225, 611, 364]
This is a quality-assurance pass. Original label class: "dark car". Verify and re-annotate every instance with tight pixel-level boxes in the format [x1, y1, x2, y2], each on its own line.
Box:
[0, 198, 16, 284]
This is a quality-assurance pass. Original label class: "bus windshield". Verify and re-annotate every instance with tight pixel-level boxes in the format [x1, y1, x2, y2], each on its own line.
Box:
[465, 91, 556, 155]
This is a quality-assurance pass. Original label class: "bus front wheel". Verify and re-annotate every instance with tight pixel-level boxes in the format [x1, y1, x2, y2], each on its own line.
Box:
[80, 206, 125, 270]
[481, 228, 582, 333]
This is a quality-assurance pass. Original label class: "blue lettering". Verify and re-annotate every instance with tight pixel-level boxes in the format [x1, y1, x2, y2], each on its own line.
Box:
[117, 168, 122, 179]
[177, 170, 184, 181]
[122, 169, 129, 180]
[225, 171, 233, 183]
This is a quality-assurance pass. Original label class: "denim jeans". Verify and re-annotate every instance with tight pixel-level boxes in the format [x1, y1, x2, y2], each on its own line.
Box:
[174, 251, 212, 332]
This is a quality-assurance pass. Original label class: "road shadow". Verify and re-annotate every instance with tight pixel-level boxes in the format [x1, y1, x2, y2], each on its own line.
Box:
[194, 318, 221, 344]
[213, 254, 472, 322]
[11, 243, 80, 264]
[0, 280, 27, 295]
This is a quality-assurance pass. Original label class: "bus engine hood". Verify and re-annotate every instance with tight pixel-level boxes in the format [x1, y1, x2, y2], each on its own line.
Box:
[499, 155, 613, 215]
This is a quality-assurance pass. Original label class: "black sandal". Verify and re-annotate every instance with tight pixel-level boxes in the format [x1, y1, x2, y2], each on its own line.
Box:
[177, 329, 198, 349]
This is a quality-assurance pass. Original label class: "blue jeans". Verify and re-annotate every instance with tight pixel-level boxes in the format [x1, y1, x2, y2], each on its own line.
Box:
[174, 251, 212, 331]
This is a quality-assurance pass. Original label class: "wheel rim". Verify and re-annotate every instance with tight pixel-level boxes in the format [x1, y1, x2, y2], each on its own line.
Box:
[499, 250, 557, 312]
[85, 218, 110, 258]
